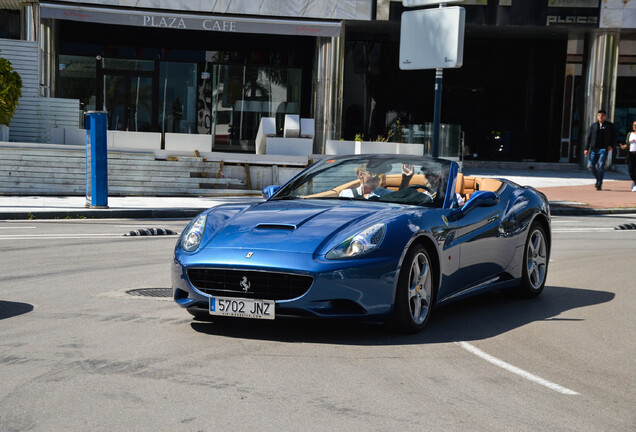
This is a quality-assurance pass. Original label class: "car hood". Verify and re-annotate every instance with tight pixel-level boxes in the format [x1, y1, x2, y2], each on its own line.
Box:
[203, 200, 397, 253]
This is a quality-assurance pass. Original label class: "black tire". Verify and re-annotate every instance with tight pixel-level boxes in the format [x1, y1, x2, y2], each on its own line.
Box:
[390, 245, 435, 333]
[516, 222, 549, 298]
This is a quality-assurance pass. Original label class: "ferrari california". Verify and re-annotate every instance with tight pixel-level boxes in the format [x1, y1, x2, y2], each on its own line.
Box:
[172, 154, 550, 333]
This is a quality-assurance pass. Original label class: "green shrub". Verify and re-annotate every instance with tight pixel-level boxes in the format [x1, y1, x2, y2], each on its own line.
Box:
[0, 49, 23, 127]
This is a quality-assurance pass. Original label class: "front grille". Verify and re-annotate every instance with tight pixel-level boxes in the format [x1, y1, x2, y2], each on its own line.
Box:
[186, 269, 313, 301]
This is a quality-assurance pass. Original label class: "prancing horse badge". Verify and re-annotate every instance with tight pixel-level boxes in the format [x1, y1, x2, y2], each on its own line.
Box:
[246, 252, 254, 258]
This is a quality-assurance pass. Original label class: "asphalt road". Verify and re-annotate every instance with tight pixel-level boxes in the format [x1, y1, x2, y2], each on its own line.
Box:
[0, 215, 634, 431]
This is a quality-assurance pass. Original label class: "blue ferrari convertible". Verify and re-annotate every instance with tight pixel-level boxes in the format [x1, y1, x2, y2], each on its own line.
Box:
[172, 154, 550, 333]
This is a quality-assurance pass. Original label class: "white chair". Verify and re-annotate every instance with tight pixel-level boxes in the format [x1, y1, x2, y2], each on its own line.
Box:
[255, 117, 277, 154]
[300, 118, 315, 138]
[283, 114, 300, 138]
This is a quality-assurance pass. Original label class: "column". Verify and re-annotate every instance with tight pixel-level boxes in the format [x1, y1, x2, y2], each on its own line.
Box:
[582, 30, 619, 163]
[313, 31, 345, 154]
[20, 2, 39, 41]
[40, 18, 57, 97]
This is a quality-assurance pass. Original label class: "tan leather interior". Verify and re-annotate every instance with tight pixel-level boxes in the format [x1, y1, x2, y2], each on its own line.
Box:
[384, 174, 428, 190]
[455, 172, 464, 194]
[456, 175, 503, 200]
[304, 173, 503, 200]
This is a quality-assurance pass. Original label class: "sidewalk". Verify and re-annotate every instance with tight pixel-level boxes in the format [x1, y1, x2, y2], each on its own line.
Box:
[0, 167, 634, 220]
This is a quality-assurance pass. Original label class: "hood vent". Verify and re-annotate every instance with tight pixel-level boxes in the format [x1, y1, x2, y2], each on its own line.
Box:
[256, 223, 297, 231]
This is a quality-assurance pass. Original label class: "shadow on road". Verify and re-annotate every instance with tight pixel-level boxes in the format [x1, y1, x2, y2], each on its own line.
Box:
[0, 300, 34, 320]
[190, 285, 614, 345]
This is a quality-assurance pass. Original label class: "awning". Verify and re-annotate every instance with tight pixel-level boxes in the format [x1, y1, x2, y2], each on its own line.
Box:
[40, 3, 342, 37]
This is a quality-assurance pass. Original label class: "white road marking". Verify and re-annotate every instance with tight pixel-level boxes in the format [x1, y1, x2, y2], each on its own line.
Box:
[0, 235, 123, 240]
[0, 226, 37, 229]
[0, 233, 168, 240]
[115, 225, 177, 227]
[552, 228, 616, 232]
[0, 233, 121, 237]
[456, 341, 579, 395]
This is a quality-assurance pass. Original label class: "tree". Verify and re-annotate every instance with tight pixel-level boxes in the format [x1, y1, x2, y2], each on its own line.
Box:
[0, 49, 23, 127]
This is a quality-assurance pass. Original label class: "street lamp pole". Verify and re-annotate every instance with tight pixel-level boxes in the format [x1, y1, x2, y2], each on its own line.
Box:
[432, 2, 449, 158]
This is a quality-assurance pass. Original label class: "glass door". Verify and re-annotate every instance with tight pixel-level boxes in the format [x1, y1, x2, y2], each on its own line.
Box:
[104, 74, 126, 131]
[104, 73, 153, 131]
[130, 75, 153, 132]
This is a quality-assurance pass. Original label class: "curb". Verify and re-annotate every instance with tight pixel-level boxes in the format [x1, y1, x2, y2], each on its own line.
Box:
[549, 206, 636, 216]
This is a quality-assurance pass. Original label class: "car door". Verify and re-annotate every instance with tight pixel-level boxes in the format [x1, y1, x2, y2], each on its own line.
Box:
[451, 188, 518, 294]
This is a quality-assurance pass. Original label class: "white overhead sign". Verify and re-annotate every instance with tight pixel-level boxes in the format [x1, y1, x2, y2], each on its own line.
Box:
[399, 6, 465, 70]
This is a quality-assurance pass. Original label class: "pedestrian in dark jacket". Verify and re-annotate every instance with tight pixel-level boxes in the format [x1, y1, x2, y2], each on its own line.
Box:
[585, 110, 618, 190]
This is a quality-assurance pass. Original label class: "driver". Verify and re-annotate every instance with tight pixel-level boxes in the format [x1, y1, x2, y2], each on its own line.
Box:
[339, 162, 414, 199]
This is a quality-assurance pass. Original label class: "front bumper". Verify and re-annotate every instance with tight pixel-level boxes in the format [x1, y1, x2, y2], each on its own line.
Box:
[172, 248, 399, 320]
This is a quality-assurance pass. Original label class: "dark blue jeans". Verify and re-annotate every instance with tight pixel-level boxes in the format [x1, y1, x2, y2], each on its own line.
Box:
[587, 148, 608, 186]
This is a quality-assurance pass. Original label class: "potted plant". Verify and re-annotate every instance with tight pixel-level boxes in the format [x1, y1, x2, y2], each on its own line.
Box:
[0, 49, 23, 141]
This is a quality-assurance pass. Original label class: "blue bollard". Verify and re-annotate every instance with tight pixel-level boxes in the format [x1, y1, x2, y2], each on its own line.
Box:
[85, 111, 108, 208]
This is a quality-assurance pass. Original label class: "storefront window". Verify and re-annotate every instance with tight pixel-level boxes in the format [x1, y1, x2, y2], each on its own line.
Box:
[0, 10, 20, 39]
[103, 58, 154, 72]
[59, 55, 97, 111]
[197, 62, 302, 152]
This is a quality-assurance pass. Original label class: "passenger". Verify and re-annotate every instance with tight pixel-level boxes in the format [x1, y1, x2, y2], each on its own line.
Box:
[423, 171, 440, 192]
[339, 162, 414, 199]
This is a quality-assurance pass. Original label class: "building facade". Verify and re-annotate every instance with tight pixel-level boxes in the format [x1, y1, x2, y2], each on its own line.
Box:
[1, 0, 635, 162]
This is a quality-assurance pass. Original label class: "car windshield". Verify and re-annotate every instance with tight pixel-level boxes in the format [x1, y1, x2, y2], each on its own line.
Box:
[271, 155, 453, 208]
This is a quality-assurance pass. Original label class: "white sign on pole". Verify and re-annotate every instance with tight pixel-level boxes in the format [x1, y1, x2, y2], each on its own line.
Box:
[399, 6, 465, 70]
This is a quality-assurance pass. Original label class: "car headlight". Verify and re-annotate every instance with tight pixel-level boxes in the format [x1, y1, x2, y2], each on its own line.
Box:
[180, 214, 207, 252]
[326, 223, 386, 259]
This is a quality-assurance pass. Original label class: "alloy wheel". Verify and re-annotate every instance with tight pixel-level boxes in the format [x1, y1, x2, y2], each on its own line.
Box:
[526, 228, 547, 290]
[408, 251, 432, 325]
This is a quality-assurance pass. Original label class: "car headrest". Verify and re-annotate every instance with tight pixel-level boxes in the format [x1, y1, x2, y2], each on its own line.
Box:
[455, 173, 464, 194]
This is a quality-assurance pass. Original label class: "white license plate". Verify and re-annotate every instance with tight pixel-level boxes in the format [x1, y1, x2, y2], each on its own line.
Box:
[209, 296, 275, 320]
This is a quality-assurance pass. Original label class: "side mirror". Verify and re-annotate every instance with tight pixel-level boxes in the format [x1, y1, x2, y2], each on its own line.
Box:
[462, 191, 499, 213]
[262, 185, 280, 199]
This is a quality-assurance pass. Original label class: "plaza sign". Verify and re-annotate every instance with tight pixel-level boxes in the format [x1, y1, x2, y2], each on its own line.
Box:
[141, 15, 238, 32]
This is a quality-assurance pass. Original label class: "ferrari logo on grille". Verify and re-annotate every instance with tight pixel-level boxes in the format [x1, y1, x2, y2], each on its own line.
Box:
[240, 276, 251, 292]
[246, 252, 254, 258]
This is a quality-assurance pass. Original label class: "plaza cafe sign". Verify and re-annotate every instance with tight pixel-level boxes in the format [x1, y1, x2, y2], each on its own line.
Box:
[142, 15, 237, 32]
[40, 5, 341, 37]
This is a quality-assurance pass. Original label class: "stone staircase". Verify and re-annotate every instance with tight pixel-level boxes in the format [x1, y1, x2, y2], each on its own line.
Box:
[0, 146, 278, 196]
